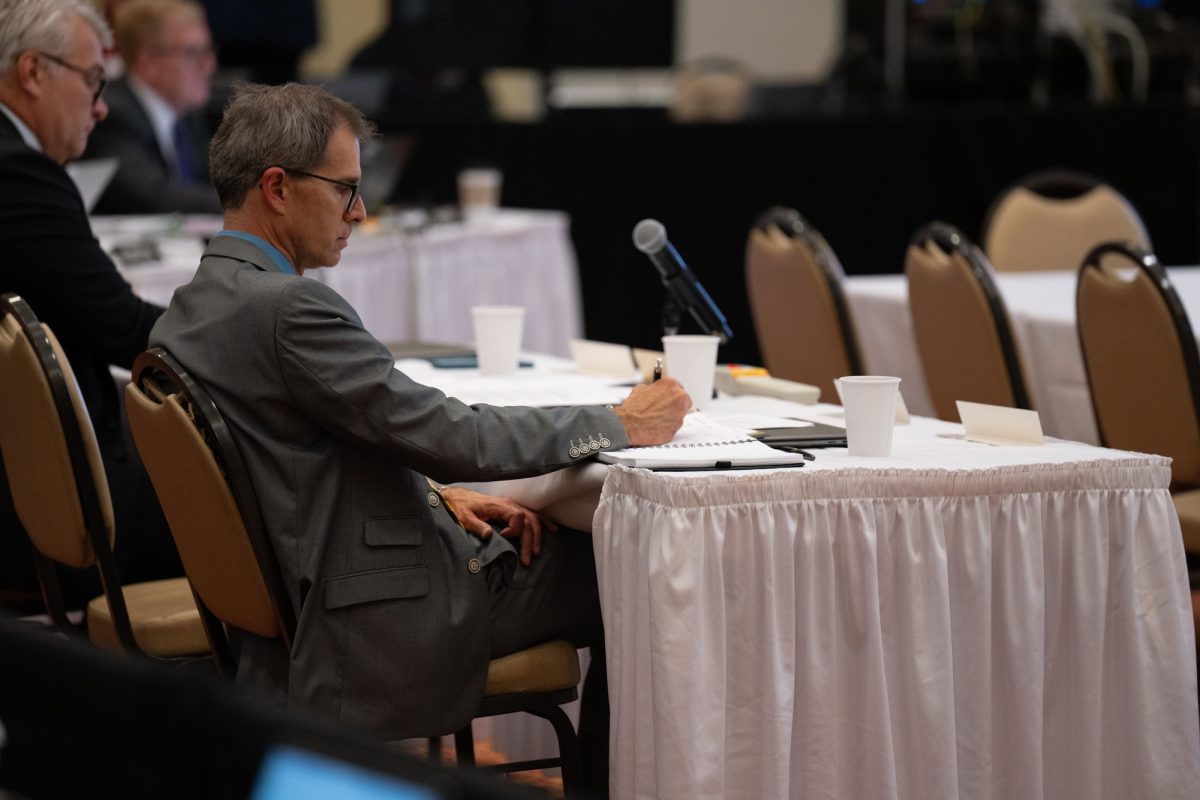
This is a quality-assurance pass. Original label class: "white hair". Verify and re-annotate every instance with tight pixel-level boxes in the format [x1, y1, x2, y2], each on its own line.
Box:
[0, 0, 112, 75]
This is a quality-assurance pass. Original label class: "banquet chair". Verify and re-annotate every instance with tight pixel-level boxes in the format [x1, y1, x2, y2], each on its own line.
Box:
[744, 206, 863, 402]
[670, 57, 751, 122]
[983, 169, 1151, 272]
[905, 222, 1032, 422]
[1076, 242, 1200, 555]
[0, 293, 205, 658]
[125, 347, 588, 794]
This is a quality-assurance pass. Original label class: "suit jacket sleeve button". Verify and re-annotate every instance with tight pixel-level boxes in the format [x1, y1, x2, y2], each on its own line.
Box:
[468, 558, 481, 574]
[428, 491, 441, 507]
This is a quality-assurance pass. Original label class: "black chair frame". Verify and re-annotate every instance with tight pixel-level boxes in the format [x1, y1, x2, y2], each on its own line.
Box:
[1076, 241, 1200, 446]
[754, 206, 864, 374]
[451, 688, 582, 786]
[910, 222, 1033, 411]
[0, 292, 139, 650]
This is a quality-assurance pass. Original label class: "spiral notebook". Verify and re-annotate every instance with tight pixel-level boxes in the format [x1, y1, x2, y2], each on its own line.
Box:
[598, 413, 810, 469]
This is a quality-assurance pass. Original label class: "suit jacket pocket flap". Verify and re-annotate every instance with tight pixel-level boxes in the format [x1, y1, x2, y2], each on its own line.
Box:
[324, 566, 430, 610]
[364, 516, 423, 547]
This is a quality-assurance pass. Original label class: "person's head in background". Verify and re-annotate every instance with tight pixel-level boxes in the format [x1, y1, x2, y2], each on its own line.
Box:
[211, 82, 375, 273]
[0, 0, 111, 164]
[115, 0, 214, 115]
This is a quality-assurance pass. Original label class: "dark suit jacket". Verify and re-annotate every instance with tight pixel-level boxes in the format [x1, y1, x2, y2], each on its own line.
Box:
[150, 235, 628, 738]
[0, 112, 167, 591]
[84, 80, 220, 214]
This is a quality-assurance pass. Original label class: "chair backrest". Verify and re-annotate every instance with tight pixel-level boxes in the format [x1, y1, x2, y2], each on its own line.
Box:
[905, 222, 1032, 422]
[1076, 242, 1200, 487]
[125, 347, 295, 676]
[744, 207, 864, 402]
[0, 293, 135, 645]
[671, 57, 751, 123]
[983, 170, 1151, 272]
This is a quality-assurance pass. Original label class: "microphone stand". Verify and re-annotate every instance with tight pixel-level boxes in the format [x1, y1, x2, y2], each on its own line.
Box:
[660, 295, 682, 338]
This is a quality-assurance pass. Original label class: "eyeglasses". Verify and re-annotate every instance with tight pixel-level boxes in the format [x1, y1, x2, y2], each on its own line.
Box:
[272, 166, 362, 215]
[38, 51, 106, 104]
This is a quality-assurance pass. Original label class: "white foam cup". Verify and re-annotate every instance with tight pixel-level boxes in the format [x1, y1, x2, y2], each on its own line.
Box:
[472, 306, 525, 375]
[838, 375, 901, 457]
[662, 334, 721, 412]
[458, 168, 502, 220]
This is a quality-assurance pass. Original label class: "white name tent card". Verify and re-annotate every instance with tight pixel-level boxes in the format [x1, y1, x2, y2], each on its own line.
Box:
[956, 400, 1045, 446]
[568, 339, 637, 378]
[67, 157, 118, 213]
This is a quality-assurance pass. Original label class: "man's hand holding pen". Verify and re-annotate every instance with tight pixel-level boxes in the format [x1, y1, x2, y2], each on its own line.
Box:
[612, 375, 690, 446]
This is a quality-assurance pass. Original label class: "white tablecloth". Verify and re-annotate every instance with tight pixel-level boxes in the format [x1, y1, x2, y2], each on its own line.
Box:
[110, 210, 584, 357]
[844, 268, 1200, 444]
[593, 400, 1200, 800]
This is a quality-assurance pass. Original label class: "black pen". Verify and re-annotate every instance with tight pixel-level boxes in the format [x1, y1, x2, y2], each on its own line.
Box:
[652, 358, 663, 383]
[774, 446, 816, 461]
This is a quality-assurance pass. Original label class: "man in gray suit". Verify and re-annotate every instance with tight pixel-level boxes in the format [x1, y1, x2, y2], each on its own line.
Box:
[149, 82, 688, 781]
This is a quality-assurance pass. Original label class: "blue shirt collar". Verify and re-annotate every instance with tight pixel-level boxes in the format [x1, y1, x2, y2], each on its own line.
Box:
[213, 230, 297, 275]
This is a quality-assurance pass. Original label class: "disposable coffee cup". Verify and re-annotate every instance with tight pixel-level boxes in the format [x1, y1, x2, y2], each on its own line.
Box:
[458, 168, 502, 220]
[472, 306, 525, 375]
[839, 375, 901, 457]
[662, 334, 720, 412]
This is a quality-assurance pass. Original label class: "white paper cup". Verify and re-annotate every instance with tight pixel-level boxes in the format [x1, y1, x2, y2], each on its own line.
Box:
[472, 306, 525, 375]
[662, 334, 721, 412]
[839, 375, 901, 457]
[458, 168, 502, 220]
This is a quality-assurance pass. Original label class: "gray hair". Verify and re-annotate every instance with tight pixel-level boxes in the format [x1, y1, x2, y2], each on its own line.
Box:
[209, 82, 376, 210]
[0, 0, 112, 74]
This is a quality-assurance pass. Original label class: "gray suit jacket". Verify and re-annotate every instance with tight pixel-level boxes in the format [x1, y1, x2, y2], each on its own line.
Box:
[149, 235, 628, 737]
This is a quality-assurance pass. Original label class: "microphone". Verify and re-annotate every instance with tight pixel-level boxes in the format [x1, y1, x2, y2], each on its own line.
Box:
[633, 219, 733, 343]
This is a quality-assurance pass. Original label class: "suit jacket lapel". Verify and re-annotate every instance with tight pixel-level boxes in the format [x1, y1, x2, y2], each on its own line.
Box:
[0, 112, 20, 144]
[111, 80, 169, 171]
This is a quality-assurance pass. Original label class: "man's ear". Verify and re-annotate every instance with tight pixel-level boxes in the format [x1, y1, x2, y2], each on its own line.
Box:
[13, 51, 46, 100]
[258, 167, 288, 214]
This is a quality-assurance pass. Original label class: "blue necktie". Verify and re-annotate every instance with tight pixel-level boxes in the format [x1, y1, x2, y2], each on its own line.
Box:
[173, 119, 194, 182]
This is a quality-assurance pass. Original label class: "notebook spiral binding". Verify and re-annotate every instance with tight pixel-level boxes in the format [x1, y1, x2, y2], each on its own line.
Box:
[651, 437, 753, 449]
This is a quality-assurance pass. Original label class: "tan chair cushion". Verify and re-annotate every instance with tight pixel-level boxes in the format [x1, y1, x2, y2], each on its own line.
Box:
[985, 185, 1150, 272]
[906, 242, 1026, 422]
[1078, 264, 1200, 486]
[0, 317, 114, 567]
[745, 225, 854, 401]
[1171, 490, 1200, 556]
[125, 383, 281, 639]
[86, 577, 207, 657]
[484, 639, 581, 696]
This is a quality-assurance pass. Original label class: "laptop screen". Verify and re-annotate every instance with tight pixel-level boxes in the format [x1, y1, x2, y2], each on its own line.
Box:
[250, 745, 438, 800]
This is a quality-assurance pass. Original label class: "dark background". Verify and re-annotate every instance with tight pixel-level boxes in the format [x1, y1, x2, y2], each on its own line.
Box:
[207, 0, 1200, 367]
[382, 104, 1200, 366]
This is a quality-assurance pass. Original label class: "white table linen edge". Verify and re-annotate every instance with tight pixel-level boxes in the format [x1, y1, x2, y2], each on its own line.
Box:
[594, 458, 1200, 800]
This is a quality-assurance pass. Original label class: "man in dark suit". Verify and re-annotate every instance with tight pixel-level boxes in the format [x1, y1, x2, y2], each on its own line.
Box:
[0, 0, 180, 600]
[85, 0, 219, 214]
[149, 82, 689, 790]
